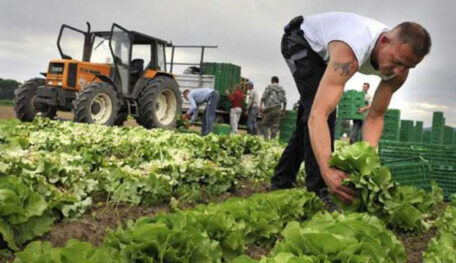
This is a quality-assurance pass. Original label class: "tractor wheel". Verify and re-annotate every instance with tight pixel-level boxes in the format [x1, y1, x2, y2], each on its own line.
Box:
[14, 78, 57, 121]
[73, 82, 121, 125]
[137, 76, 182, 129]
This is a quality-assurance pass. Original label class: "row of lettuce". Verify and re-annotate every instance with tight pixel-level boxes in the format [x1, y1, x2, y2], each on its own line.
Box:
[11, 189, 456, 263]
[14, 189, 410, 263]
[423, 196, 456, 262]
[0, 118, 293, 250]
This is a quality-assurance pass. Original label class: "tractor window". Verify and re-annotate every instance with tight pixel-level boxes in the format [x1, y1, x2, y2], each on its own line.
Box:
[131, 44, 150, 65]
[59, 27, 85, 60]
[91, 36, 113, 64]
[157, 43, 166, 71]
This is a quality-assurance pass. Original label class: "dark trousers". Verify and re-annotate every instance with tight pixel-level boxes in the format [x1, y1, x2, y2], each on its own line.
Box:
[201, 91, 219, 136]
[247, 107, 259, 135]
[271, 16, 336, 194]
[350, 119, 364, 144]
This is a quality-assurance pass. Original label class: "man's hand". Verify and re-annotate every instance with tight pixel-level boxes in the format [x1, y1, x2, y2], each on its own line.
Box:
[322, 168, 355, 203]
[357, 107, 364, 113]
[225, 89, 230, 96]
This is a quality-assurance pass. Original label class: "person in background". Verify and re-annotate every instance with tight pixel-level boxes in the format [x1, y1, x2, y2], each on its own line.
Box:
[246, 81, 260, 135]
[182, 88, 219, 136]
[270, 12, 431, 205]
[350, 82, 373, 143]
[226, 84, 246, 134]
[260, 76, 287, 139]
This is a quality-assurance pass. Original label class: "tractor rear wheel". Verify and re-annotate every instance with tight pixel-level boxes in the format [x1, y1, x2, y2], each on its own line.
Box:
[73, 82, 121, 125]
[137, 76, 182, 129]
[14, 78, 57, 121]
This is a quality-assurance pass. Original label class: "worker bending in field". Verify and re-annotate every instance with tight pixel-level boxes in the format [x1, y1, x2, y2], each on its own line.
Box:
[182, 88, 219, 136]
[270, 12, 431, 204]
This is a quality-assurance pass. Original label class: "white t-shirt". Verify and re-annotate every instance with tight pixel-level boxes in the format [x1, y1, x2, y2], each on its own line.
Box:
[301, 12, 393, 80]
[365, 92, 372, 105]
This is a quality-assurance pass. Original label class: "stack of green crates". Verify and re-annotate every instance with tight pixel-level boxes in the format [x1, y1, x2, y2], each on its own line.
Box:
[212, 124, 231, 135]
[454, 130, 456, 145]
[413, 121, 423, 143]
[400, 120, 414, 142]
[381, 109, 401, 141]
[202, 62, 241, 112]
[379, 140, 456, 200]
[335, 118, 343, 139]
[279, 110, 297, 143]
[431, 111, 445, 144]
[443, 126, 454, 145]
[337, 90, 365, 120]
[423, 130, 432, 143]
[383, 157, 431, 190]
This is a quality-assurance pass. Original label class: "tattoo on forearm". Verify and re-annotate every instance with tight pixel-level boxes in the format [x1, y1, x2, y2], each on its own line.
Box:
[333, 61, 355, 77]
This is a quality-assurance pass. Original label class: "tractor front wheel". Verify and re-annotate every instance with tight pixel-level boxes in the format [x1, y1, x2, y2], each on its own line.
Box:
[73, 82, 121, 125]
[14, 78, 57, 122]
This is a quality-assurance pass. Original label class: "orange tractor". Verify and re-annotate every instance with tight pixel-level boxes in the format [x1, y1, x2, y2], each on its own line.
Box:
[15, 23, 181, 128]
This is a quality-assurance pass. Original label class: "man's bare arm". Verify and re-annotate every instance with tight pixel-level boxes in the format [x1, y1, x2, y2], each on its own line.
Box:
[363, 71, 408, 147]
[309, 41, 358, 202]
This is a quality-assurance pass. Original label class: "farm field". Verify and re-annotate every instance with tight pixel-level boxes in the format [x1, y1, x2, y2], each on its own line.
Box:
[0, 118, 455, 263]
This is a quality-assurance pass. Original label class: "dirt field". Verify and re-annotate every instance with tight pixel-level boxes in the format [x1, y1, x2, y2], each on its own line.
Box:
[0, 105, 138, 126]
[0, 106, 16, 120]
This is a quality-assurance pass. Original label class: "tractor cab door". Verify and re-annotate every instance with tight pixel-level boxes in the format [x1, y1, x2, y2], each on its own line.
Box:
[156, 42, 166, 72]
[109, 24, 131, 97]
[57, 24, 92, 61]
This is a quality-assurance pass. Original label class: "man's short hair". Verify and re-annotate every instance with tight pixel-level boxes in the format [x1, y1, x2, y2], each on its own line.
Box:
[183, 89, 190, 95]
[363, 82, 370, 88]
[394, 22, 431, 57]
[271, 76, 279, 83]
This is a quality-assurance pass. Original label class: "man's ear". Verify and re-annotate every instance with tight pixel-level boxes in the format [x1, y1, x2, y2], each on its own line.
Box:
[379, 34, 392, 46]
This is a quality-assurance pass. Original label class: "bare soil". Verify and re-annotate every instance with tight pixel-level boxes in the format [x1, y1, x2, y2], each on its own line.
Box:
[0, 106, 15, 120]
[0, 105, 138, 127]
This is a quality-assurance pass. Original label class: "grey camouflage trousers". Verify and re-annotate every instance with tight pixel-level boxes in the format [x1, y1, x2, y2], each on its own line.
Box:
[260, 107, 282, 140]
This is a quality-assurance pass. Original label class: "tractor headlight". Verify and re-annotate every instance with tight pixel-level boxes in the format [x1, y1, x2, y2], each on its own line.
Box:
[78, 78, 87, 86]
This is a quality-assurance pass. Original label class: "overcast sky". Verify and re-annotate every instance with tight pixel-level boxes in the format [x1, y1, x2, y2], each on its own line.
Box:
[1, 0, 455, 127]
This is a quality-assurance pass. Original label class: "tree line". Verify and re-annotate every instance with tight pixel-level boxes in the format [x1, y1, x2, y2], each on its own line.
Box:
[0, 78, 21, 100]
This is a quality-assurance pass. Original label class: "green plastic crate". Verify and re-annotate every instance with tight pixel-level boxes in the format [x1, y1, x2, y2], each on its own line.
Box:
[379, 141, 456, 200]
[413, 121, 424, 142]
[279, 110, 297, 142]
[443, 126, 454, 145]
[383, 157, 431, 190]
[213, 124, 231, 135]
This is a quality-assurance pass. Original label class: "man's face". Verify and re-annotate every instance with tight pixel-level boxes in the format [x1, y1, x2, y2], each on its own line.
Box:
[183, 92, 189, 101]
[377, 35, 423, 77]
[362, 84, 369, 92]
